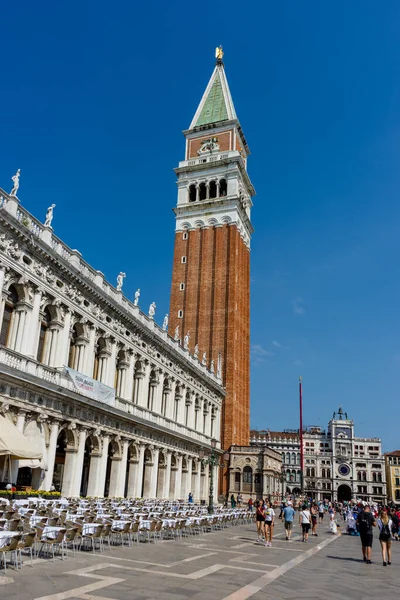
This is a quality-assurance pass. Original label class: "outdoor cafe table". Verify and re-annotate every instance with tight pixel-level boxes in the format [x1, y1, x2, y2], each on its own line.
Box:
[82, 523, 98, 535]
[30, 516, 48, 526]
[111, 520, 131, 530]
[0, 530, 20, 548]
[42, 526, 64, 539]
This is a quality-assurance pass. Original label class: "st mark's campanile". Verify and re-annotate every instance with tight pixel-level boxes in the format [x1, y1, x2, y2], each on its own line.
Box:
[169, 48, 255, 461]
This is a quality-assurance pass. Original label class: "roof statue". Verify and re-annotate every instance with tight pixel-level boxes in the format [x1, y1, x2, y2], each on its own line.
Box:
[215, 45, 224, 61]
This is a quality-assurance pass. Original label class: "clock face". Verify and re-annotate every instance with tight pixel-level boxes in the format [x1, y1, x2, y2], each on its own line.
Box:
[338, 464, 350, 477]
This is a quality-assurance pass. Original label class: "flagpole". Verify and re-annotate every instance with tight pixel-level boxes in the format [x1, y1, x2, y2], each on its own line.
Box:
[299, 376, 304, 494]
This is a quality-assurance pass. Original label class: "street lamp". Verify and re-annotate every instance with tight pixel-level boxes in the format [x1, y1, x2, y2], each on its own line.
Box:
[199, 439, 228, 514]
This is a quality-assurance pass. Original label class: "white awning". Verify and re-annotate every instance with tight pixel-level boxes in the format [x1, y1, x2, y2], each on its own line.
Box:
[0, 415, 42, 460]
[18, 419, 47, 470]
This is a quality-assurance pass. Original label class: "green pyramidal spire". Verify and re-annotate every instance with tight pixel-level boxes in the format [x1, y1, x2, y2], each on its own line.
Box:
[189, 58, 237, 129]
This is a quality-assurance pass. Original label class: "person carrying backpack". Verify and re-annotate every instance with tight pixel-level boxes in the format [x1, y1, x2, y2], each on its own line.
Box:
[377, 509, 393, 566]
[356, 504, 376, 564]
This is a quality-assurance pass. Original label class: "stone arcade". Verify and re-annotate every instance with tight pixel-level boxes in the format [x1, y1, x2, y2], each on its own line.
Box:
[0, 187, 224, 500]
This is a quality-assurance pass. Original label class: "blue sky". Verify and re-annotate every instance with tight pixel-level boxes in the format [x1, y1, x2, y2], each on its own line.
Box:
[1, 1, 400, 450]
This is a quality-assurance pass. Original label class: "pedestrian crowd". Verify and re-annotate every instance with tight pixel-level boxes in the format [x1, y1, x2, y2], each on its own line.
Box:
[249, 495, 399, 565]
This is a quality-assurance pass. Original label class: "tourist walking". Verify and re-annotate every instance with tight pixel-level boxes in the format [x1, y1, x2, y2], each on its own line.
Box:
[264, 501, 275, 547]
[248, 496, 253, 512]
[357, 504, 376, 564]
[377, 509, 392, 566]
[283, 501, 295, 540]
[390, 508, 399, 541]
[255, 501, 265, 542]
[299, 504, 312, 542]
[318, 502, 324, 522]
[311, 504, 318, 536]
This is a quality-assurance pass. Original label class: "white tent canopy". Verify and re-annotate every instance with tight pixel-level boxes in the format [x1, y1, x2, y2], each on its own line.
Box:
[0, 415, 42, 460]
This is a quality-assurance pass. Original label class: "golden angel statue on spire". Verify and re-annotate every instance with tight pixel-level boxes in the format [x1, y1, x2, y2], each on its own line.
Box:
[215, 45, 224, 61]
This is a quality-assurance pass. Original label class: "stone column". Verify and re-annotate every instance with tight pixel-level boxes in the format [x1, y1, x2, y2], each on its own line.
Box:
[108, 456, 122, 497]
[135, 444, 146, 498]
[86, 445, 102, 498]
[0, 267, 8, 329]
[106, 339, 117, 388]
[116, 440, 129, 497]
[175, 455, 183, 499]
[95, 435, 110, 497]
[149, 447, 160, 498]
[164, 452, 172, 499]
[195, 464, 201, 502]
[70, 428, 87, 497]
[41, 420, 60, 491]
[124, 351, 135, 401]
[126, 452, 138, 499]
[57, 308, 72, 367]
[137, 362, 150, 408]
[84, 326, 96, 377]
[186, 457, 193, 499]
[61, 447, 78, 497]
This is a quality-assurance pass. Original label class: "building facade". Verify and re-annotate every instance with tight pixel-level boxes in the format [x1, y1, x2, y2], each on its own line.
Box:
[384, 450, 400, 505]
[169, 50, 254, 451]
[250, 408, 387, 504]
[250, 429, 302, 496]
[303, 408, 386, 503]
[0, 186, 224, 500]
[228, 445, 282, 502]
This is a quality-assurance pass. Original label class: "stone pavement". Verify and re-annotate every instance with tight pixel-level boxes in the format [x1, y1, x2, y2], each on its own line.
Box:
[1, 518, 399, 600]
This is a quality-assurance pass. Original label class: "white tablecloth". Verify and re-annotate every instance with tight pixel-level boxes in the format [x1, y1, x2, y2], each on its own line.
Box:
[42, 526, 64, 540]
[82, 523, 99, 536]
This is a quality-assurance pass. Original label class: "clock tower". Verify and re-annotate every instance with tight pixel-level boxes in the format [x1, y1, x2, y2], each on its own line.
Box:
[169, 48, 255, 454]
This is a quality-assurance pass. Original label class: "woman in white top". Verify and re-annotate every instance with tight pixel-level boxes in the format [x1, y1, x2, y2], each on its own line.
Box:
[264, 501, 275, 547]
[299, 505, 311, 542]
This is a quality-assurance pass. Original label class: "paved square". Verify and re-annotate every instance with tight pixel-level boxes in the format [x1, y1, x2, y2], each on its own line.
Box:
[2, 519, 399, 600]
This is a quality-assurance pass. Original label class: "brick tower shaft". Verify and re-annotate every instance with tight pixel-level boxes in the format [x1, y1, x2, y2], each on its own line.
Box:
[169, 50, 254, 454]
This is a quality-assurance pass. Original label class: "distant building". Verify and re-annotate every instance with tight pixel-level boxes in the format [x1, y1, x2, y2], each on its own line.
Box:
[250, 407, 387, 504]
[250, 429, 301, 496]
[227, 445, 282, 501]
[384, 450, 400, 505]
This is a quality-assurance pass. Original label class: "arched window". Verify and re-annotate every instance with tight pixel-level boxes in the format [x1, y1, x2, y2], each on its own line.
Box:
[357, 471, 361, 481]
[243, 466, 252, 484]
[291, 452, 296, 465]
[286, 470, 290, 482]
[37, 307, 51, 363]
[174, 385, 182, 422]
[327, 468, 331, 478]
[219, 179, 227, 196]
[322, 468, 326, 478]
[199, 182, 207, 201]
[311, 467, 316, 478]
[362, 471, 367, 482]
[372, 472, 377, 483]
[396, 489, 400, 501]
[286, 452, 290, 465]
[0, 285, 18, 347]
[306, 467, 311, 477]
[189, 184, 196, 202]
[209, 180, 217, 199]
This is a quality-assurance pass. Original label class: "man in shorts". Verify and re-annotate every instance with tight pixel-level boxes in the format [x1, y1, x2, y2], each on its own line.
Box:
[283, 501, 295, 540]
[357, 504, 376, 564]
